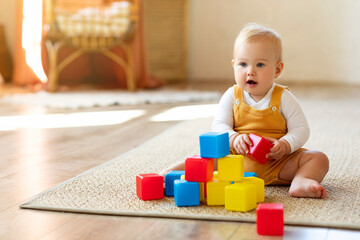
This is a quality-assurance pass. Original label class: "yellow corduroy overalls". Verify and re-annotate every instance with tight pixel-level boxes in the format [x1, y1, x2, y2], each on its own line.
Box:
[233, 84, 305, 185]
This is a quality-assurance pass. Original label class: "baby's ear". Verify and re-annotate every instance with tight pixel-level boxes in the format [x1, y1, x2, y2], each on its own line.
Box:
[275, 61, 284, 78]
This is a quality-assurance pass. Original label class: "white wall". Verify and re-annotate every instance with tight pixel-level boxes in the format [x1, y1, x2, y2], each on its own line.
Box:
[188, 0, 360, 84]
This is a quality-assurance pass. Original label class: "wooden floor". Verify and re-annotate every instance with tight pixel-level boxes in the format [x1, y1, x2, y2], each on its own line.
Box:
[0, 82, 359, 240]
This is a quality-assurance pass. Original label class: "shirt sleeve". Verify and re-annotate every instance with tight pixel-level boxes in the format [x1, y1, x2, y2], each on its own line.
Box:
[280, 89, 310, 153]
[212, 87, 238, 137]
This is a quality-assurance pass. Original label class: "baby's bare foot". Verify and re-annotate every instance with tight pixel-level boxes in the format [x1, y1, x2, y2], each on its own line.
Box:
[289, 178, 326, 198]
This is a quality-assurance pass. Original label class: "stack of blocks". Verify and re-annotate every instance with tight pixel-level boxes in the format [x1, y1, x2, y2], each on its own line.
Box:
[136, 131, 284, 235]
[171, 132, 266, 212]
[136, 132, 268, 211]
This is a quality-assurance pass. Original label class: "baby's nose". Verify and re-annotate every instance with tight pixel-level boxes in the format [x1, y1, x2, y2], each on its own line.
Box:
[247, 68, 256, 76]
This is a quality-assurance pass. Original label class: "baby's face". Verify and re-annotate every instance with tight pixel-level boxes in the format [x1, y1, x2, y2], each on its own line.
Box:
[232, 39, 283, 102]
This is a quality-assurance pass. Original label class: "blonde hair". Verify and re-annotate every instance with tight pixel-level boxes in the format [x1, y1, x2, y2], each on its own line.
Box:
[233, 23, 282, 61]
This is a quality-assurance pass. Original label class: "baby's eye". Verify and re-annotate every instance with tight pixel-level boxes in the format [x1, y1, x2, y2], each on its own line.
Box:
[239, 62, 247, 67]
[257, 63, 265, 67]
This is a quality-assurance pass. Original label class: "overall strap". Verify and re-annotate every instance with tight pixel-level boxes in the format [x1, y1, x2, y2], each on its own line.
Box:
[270, 84, 288, 107]
[233, 85, 244, 102]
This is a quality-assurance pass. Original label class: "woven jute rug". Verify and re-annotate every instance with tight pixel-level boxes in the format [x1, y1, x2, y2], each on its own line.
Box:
[20, 87, 360, 230]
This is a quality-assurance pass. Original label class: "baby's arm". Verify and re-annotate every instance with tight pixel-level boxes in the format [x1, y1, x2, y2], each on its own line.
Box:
[278, 89, 310, 153]
[213, 87, 253, 154]
[212, 87, 238, 140]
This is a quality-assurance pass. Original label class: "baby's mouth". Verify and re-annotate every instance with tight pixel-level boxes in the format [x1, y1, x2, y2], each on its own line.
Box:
[246, 80, 257, 85]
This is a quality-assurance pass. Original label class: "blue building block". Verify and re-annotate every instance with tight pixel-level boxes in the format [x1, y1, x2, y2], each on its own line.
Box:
[165, 170, 185, 196]
[174, 180, 200, 207]
[244, 172, 257, 178]
[199, 132, 230, 158]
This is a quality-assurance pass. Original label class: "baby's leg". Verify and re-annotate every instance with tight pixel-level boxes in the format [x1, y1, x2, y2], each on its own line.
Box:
[159, 159, 219, 177]
[279, 151, 329, 198]
[159, 161, 185, 176]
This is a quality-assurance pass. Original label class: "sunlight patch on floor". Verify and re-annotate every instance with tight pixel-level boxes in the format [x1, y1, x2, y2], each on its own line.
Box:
[0, 110, 145, 131]
[150, 104, 217, 122]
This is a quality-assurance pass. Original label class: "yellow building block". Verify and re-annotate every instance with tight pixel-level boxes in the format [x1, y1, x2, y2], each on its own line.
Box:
[206, 180, 231, 205]
[218, 155, 244, 182]
[225, 183, 257, 212]
[181, 175, 185, 180]
[199, 182, 205, 201]
[242, 177, 265, 203]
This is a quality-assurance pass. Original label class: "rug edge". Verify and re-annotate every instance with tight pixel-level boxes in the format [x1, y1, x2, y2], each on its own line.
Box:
[19, 204, 360, 231]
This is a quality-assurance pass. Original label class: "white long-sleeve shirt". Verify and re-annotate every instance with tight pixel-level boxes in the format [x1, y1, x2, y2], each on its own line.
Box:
[212, 83, 310, 153]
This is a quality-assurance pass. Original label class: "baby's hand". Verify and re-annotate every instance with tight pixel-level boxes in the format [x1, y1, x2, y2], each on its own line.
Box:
[232, 134, 252, 155]
[265, 138, 290, 160]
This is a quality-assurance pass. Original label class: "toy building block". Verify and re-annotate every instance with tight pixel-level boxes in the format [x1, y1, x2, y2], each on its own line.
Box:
[244, 172, 257, 177]
[248, 133, 274, 165]
[199, 182, 206, 201]
[199, 132, 230, 158]
[225, 183, 257, 212]
[164, 171, 185, 196]
[242, 177, 265, 203]
[181, 175, 206, 200]
[136, 173, 164, 201]
[206, 180, 231, 205]
[174, 180, 200, 207]
[185, 155, 214, 182]
[256, 203, 284, 236]
[218, 155, 244, 182]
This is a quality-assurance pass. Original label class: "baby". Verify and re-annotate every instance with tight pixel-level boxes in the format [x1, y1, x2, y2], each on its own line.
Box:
[160, 23, 329, 199]
[212, 23, 329, 198]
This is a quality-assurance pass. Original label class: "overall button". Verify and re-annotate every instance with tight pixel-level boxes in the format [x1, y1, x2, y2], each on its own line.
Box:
[272, 106, 277, 111]
[235, 99, 241, 105]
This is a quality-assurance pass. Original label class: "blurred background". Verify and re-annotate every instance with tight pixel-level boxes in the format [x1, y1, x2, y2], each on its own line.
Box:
[0, 0, 359, 90]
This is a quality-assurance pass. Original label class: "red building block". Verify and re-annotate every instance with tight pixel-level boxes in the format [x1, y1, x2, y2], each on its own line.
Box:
[136, 173, 164, 200]
[185, 155, 214, 182]
[248, 133, 274, 164]
[256, 203, 284, 236]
